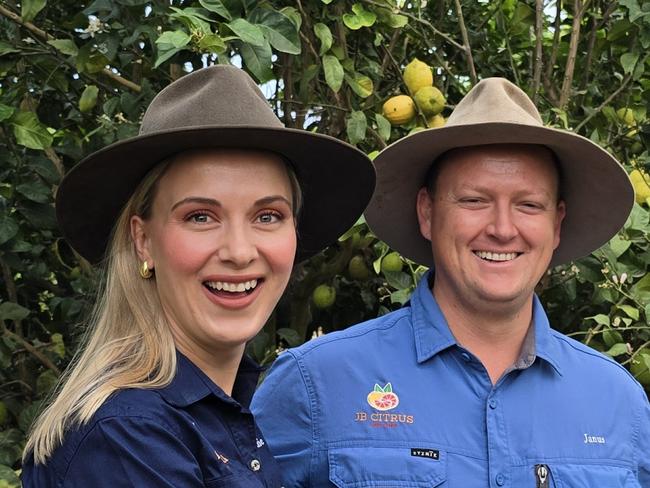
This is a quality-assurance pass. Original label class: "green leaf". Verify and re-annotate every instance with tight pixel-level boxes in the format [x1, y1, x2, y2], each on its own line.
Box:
[47, 39, 78, 56]
[0, 464, 20, 485]
[609, 234, 631, 257]
[0, 215, 18, 245]
[604, 342, 628, 357]
[602, 329, 624, 348]
[376, 114, 391, 141]
[10, 111, 53, 150]
[169, 7, 212, 35]
[346, 110, 367, 145]
[154, 30, 191, 68]
[620, 52, 640, 74]
[0, 41, 19, 56]
[586, 314, 610, 326]
[374, 383, 383, 392]
[251, 8, 301, 55]
[384, 382, 392, 393]
[632, 273, 650, 303]
[0, 302, 30, 322]
[322, 54, 343, 92]
[79, 85, 99, 113]
[314, 23, 332, 55]
[16, 180, 51, 203]
[276, 327, 301, 347]
[198, 0, 233, 20]
[197, 33, 227, 53]
[227, 18, 265, 47]
[0, 104, 15, 122]
[345, 73, 373, 98]
[382, 13, 408, 29]
[351, 3, 377, 26]
[21, 0, 47, 23]
[343, 14, 363, 30]
[238, 39, 274, 82]
[617, 304, 640, 320]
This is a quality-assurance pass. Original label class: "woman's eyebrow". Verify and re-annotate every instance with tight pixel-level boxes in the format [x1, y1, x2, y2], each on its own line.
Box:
[171, 197, 221, 211]
[255, 195, 292, 207]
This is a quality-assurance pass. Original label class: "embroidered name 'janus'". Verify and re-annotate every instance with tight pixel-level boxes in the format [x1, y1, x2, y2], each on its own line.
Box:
[584, 433, 606, 444]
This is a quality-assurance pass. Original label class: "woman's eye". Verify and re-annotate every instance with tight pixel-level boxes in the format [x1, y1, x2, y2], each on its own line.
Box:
[258, 212, 282, 224]
[188, 212, 211, 224]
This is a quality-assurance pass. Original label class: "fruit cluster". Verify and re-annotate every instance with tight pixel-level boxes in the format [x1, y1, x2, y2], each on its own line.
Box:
[382, 59, 446, 129]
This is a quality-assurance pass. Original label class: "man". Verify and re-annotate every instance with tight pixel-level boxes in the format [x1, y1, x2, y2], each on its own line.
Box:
[252, 78, 650, 487]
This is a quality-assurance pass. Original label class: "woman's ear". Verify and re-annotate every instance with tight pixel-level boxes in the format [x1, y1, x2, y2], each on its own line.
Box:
[130, 215, 153, 267]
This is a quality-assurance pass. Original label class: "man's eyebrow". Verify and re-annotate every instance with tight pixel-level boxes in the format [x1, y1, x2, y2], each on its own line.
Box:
[170, 195, 292, 211]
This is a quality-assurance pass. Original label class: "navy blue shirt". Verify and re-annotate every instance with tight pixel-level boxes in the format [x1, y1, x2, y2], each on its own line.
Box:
[22, 352, 283, 487]
[252, 273, 650, 487]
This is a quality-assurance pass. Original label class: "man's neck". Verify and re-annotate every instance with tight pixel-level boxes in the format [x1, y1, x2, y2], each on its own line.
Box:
[432, 283, 534, 385]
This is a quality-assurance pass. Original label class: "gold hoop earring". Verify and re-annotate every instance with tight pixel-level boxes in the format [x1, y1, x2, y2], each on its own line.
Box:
[139, 260, 153, 279]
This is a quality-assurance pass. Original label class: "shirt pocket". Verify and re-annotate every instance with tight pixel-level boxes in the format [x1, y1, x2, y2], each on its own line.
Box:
[547, 463, 640, 488]
[328, 445, 447, 487]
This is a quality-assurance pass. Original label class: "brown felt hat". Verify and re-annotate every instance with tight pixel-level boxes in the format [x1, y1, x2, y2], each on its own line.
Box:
[365, 77, 633, 267]
[56, 65, 375, 264]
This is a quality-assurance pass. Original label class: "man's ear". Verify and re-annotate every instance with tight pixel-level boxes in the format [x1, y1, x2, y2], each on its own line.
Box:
[130, 215, 153, 267]
[416, 187, 433, 241]
[553, 200, 567, 250]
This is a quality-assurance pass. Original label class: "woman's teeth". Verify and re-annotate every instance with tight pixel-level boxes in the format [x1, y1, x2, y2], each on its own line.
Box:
[475, 251, 518, 262]
[205, 279, 258, 292]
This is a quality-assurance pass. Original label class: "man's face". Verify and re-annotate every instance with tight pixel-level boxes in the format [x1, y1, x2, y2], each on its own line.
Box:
[416, 144, 565, 313]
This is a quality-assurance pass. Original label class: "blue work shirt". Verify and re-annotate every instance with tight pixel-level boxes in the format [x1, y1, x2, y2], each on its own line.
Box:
[252, 274, 650, 487]
[23, 351, 283, 487]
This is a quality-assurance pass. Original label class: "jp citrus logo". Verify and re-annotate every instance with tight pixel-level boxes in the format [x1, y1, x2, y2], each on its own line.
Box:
[366, 383, 399, 411]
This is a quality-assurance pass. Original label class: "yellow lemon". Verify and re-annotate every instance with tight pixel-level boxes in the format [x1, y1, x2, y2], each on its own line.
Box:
[414, 86, 445, 116]
[630, 169, 650, 204]
[403, 58, 433, 95]
[427, 114, 446, 128]
[382, 95, 416, 126]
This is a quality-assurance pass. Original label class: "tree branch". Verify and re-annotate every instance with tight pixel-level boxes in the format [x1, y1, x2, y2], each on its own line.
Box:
[532, 0, 544, 103]
[575, 72, 632, 132]
[559, 0, 589, 109]
[0, 3, 141, 93]
[543, 0, 563, 106]
[453, 0, 477, 84]
[3, 328, 61, 376]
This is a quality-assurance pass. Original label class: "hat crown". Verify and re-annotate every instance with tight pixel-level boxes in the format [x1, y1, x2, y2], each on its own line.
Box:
[140, 65, 283, 135]
[446, 77, 543, 128]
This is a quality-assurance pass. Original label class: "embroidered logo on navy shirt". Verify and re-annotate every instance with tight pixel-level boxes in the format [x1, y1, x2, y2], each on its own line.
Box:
[410, 448, 439, 460]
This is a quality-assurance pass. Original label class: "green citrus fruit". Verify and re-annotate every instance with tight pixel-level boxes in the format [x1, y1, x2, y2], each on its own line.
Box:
[348, 255, 370, 280]
[414, 86, 445, 116]
[403, 58, 433, 95]
[616, 107, 635, 126]
[382, 95, 416, 126]
[312, 284, 336, 309]
[630, 349, 650, 386]
[381, 252, 403, 273]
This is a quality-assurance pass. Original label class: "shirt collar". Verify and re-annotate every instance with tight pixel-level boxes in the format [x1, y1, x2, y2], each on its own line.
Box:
[158, 350, 263, 409]
[410, 272, 563, 375]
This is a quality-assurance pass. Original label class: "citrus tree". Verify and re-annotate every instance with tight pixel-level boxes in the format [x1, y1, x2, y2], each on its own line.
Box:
[1, 0, 650, 483]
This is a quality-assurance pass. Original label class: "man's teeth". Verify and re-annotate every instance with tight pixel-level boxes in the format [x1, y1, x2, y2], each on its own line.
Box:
[206, 279, 258, 292]
[475, 251, 518, 262]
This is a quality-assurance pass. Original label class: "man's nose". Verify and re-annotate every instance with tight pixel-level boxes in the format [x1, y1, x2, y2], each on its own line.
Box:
[217, 225, 259, 266]
[485, 203, 519, 241]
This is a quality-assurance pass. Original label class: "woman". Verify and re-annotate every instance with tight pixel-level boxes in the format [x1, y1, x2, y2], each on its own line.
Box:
[21, 65, 375, 487]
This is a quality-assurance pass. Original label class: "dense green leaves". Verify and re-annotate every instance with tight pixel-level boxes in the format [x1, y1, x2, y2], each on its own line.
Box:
[10, 112, 52, 150]
[322, 54, 344, 92]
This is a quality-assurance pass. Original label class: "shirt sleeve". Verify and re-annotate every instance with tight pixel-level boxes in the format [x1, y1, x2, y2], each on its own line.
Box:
[638, 390, 650, 487]
[251, 351, 314, 487]
[64, 416, 205, 487]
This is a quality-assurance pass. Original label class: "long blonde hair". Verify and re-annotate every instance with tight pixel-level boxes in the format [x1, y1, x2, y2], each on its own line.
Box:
[24, 161, 177, 464]
[24, 151, 303, 464]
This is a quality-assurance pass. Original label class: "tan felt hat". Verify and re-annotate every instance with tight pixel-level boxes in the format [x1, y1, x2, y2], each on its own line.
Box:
[56, 65, 375, 264]
[365, 77, 633, 267]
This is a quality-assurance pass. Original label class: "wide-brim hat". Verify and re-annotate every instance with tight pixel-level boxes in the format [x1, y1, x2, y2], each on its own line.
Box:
[56, 65, 375, 264]
[365, 77, 633, 267]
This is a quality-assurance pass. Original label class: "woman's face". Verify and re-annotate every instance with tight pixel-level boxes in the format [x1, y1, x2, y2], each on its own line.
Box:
[131, 148, 297, 358]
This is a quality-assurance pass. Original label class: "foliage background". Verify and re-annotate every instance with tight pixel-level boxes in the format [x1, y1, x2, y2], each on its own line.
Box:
[1, 0, 650, 483]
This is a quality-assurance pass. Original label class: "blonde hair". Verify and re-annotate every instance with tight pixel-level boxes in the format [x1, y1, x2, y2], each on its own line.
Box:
[24, 161, 177, 464]
[24, 150, 303, 465]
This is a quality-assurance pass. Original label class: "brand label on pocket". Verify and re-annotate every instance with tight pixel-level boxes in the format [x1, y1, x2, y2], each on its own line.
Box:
[410, 448, 439, 460]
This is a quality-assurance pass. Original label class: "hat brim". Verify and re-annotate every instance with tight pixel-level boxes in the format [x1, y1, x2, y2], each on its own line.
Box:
[365, 122, 634, 267]
[56, 126, 375, 264]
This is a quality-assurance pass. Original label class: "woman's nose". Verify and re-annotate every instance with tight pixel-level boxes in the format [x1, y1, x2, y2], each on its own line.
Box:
[217, 225, 259, 266]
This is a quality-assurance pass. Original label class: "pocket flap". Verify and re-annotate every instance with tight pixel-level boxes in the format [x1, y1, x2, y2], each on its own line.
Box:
[328, 446, 447, 487]
[551, 464, 640, 488]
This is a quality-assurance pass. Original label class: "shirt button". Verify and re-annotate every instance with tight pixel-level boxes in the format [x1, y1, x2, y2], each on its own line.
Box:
[249, 459, 261, 472]
[489, 399, 497, 409]
[460, 352, 471, 362]
[496, 473, 505, 486]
